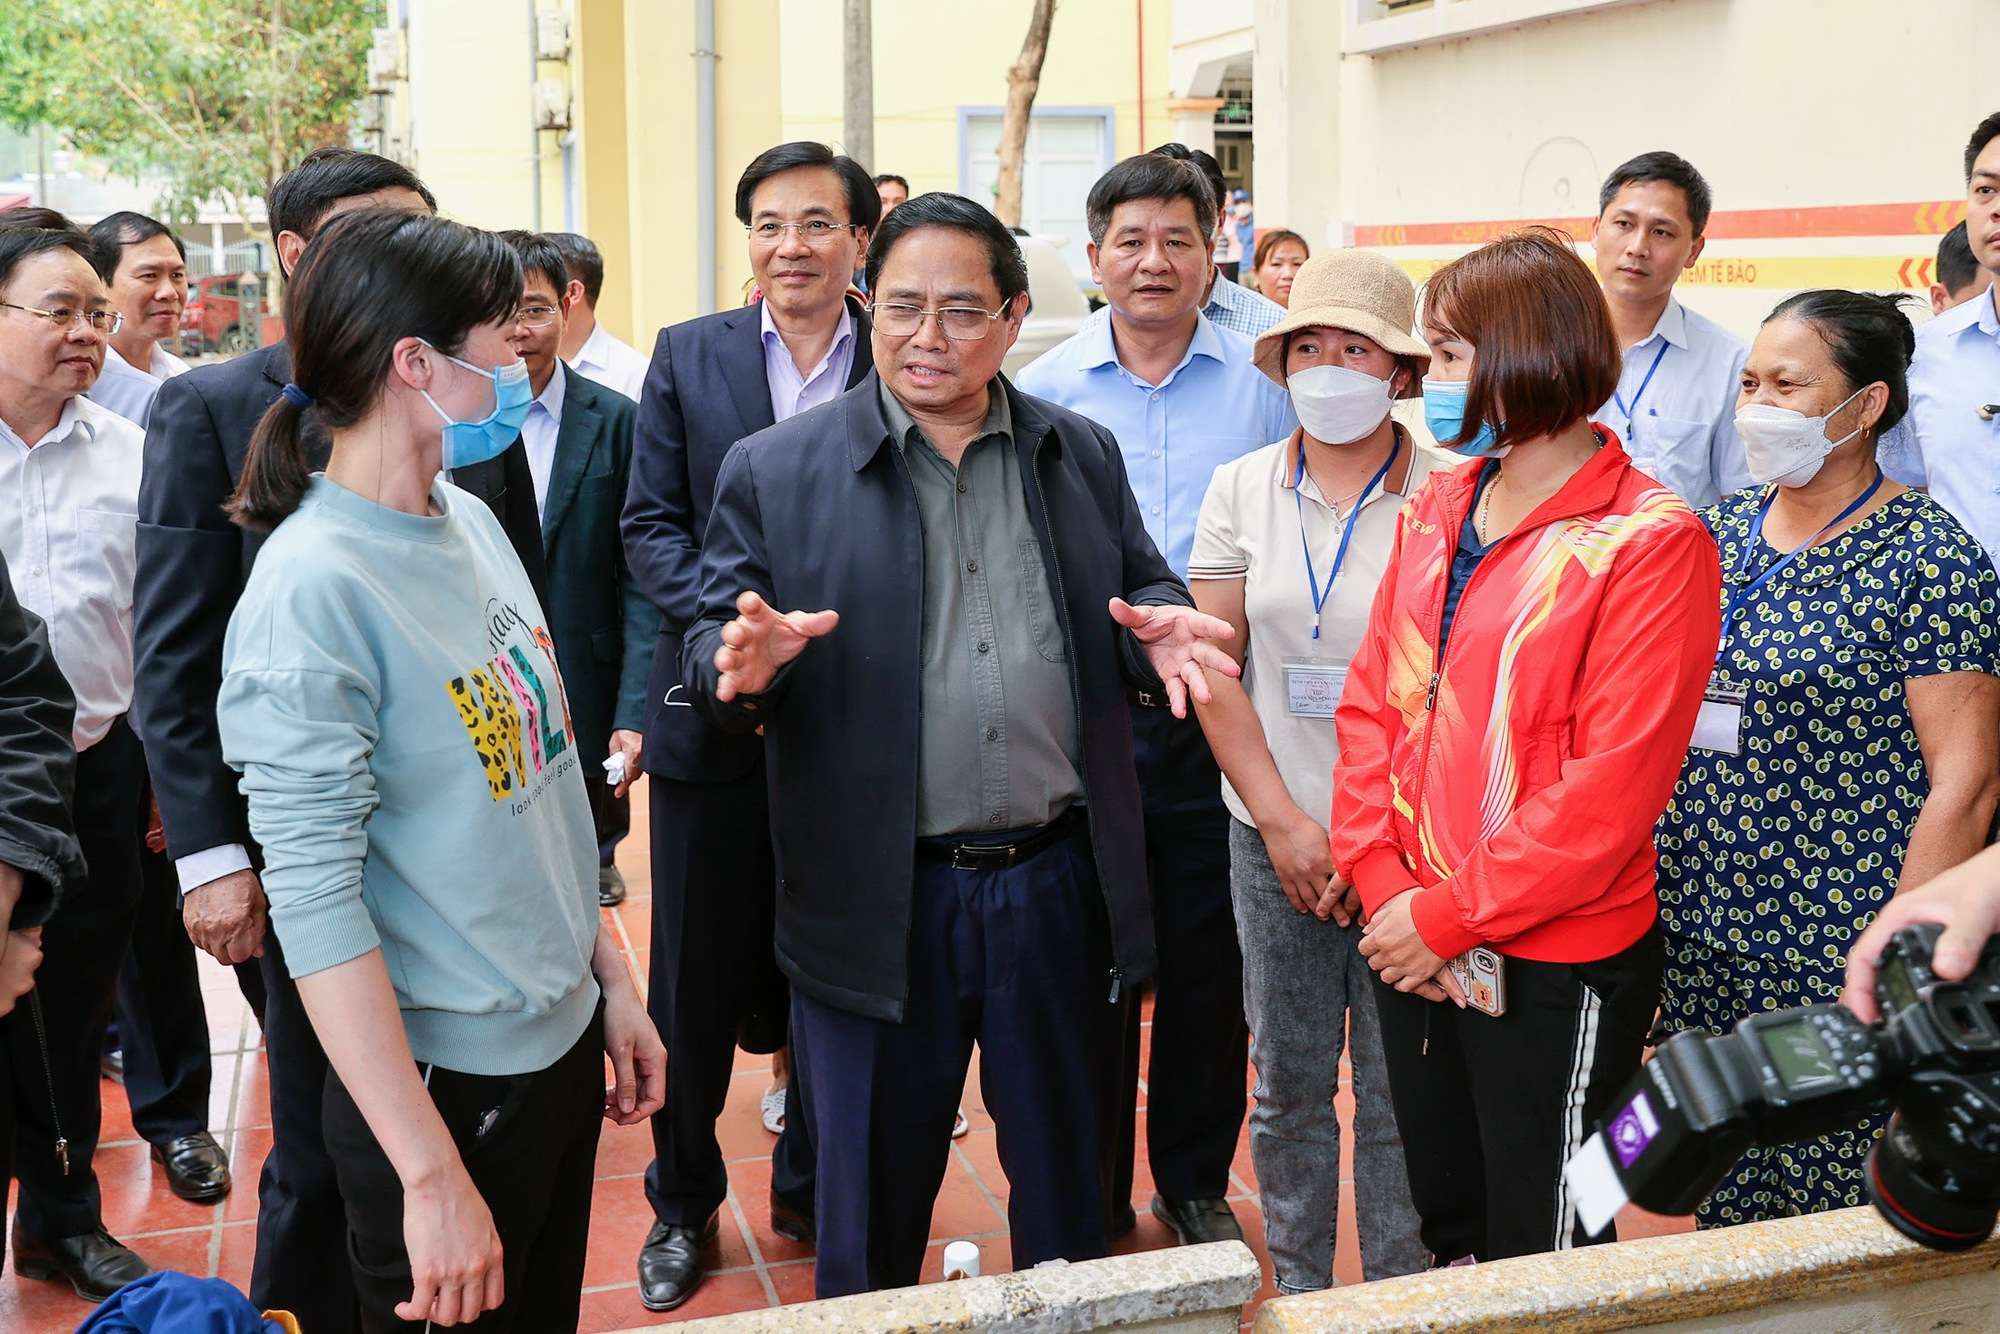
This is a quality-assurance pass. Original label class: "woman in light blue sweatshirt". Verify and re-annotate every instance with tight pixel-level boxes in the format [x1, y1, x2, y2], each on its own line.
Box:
[216, 209, 663, 1333]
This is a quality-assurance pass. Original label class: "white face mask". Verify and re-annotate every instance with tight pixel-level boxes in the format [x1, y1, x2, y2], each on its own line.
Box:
[1735, 385, 1868, 488]
[1289, 363, 1395, 445]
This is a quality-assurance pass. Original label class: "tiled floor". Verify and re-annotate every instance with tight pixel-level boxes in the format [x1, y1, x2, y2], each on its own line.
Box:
[2, 776, 1692, 1331]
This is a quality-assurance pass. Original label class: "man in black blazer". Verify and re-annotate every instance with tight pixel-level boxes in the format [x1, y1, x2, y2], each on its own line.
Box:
[497, 230, 656, 867]
[130, 149, 548, 1334]
[682, 193, 1236, 1297]
[621, 141, 877, 1313]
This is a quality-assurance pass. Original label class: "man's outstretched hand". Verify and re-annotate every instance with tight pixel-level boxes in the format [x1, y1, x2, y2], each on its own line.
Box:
[1110, 598, 1239, 719]
[713, 591, 839, 703]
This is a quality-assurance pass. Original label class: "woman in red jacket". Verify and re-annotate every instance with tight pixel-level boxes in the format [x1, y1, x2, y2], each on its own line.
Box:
[1330, 228, 1721, 1263]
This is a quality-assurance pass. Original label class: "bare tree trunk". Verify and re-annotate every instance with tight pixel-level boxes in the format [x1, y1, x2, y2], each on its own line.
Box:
[842, 0, 874, 171]
[993, 0, 1057, 229]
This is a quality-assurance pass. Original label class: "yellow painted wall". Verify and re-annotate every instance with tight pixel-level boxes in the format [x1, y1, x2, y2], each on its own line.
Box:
[573, 0, 633, 343]
[404, 0, 539, 228]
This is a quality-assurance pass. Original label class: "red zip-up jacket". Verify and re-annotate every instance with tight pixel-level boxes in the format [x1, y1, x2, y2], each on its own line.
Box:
[1330, 432, 1722, 964]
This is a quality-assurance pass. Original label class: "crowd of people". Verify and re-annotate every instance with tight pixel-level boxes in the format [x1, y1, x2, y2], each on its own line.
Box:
[0, 104, 1998, 1332]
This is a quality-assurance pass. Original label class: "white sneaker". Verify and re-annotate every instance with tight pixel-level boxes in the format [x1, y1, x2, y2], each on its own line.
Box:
[952, 1106, 970, 1139]
[761, 1085, 786, 1136]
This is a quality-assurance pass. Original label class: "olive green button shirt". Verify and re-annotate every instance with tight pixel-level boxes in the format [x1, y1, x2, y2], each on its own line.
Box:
[882, 383, 1084, 837]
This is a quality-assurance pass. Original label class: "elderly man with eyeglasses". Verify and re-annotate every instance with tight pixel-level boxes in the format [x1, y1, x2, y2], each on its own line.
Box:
[0, 213, 157, 1300]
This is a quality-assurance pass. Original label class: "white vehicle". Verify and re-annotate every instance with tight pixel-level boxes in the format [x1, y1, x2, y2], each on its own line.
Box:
[1004, 234, 1092, 378]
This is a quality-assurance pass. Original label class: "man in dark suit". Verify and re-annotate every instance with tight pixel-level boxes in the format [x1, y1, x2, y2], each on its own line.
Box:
[130, 149, 548, 1334]
[682, 192, 1236, 1297]
[620, 140, 877, 1312]
[496, 230, 656, 870]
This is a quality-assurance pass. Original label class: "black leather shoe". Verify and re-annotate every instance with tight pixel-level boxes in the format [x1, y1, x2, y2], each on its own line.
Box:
[1107, 1200, 1137, 1240]
[11, 1226, 152, 1302]
[637, 1214, 718, 1312]
[769, 1190, 816, 1244]
[152, 1131, 232, 1202]
[598, 865, 628, 907]
[1150, 1194, 1244, 1245]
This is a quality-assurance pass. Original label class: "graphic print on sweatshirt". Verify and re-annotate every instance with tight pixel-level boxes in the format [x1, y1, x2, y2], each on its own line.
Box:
[446, 598, 577, 809]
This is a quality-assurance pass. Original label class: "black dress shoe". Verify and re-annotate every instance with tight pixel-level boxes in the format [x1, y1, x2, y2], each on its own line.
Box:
[769, 1190, 816, 1244]
[1107, 1200, 1137, 1240]
[11, 1226, 152, 1302]
[598, 865, 628, 907]
[637, 1214, 718, 1312]
[152, 1131, 232, 1202]
[1150, 1194, 1244, 1245]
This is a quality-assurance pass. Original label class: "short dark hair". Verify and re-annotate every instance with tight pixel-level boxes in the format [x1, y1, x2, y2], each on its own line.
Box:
[267, 147, 436, 247]
[85, 211, 185, 284]
[0, 211, 99, 294]
[0, 205, 82, 232]
[1598, 151, 1714, 237]
[229, 211, 521, 531]
[874, 174, 909, 191]
[734, 142, 881, 232]
[1763, 290, 1919, 437]
[1965, 110, 2000, 181]
[1086, 153, 1218, 247]
[863, 191, 1028, 308]
[546, 232, 605, 305]
[496, 230, 570, 299]
[1938, 221, 1984, 296]
[1149, 142, 1227, 222]
[1423, 227, 1622, 450]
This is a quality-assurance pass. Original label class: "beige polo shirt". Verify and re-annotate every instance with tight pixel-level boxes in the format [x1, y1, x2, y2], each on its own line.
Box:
[1188, 428, 1447, 831]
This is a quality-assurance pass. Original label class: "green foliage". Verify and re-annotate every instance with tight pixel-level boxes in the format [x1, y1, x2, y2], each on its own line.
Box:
[0, 0, 379, 226]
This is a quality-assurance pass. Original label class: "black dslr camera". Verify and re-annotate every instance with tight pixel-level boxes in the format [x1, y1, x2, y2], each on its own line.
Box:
[1565, 924, 2000, 1250]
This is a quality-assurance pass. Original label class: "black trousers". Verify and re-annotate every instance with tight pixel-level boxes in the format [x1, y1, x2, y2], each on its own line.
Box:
[643, 765, 814, 1225]
[1371, 924, 1663, 1261]
[791, 819, 1123, 1297]
[596, 785, 629, 868]
[323, 1009, 604, 1333]
[7, 717, 145, 1240]
[112, 769, 213, 1146]
[1109, 703, 1248, 1206]
[250, 929, 358, 1332]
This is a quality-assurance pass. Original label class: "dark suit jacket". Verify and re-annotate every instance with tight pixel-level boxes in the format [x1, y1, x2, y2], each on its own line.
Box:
[683, 374, 1186, 1022]
[133, 342, 550, 863]
[526, 364, 658, 761]
[622, 298, 872, 782]
[0, 550, 83, 927]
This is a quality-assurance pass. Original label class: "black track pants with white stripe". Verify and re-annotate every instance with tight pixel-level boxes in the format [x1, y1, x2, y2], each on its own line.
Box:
[1370, 924, 1663, 1263]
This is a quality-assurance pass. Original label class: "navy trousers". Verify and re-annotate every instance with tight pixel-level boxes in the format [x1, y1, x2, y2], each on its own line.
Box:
[791, 818, 1123, 1298]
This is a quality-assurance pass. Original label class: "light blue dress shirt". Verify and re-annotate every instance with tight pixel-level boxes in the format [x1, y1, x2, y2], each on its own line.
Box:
[1202, 275, 1287, 338]
[1591, 297, 1751, 511]
[1016, 311, 1297, 577]
[761, 302, 856, 422]
[1892, 290, 2000, 565]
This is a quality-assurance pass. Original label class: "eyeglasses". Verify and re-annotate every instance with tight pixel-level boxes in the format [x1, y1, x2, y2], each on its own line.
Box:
[868, 302, 1004, 341]
[747, 220, 858, 247]
[1, 301, 123, 335]
[512, 304, 561, 329]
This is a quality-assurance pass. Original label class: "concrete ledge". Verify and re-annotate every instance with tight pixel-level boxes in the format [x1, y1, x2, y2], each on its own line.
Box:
[1253, 1207, 2000, 1333]
[648, 1240, 1261, 1333]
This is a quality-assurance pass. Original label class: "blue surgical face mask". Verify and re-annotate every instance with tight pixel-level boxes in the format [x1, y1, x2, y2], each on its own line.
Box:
[418, 340, 534, 470]
[1422, 377, 1507, 458]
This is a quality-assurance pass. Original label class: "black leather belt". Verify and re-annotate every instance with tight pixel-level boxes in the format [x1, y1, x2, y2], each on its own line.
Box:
[918, 808, 1076, 871]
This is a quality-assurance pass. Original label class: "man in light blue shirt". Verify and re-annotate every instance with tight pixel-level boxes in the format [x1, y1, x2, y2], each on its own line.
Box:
[1017, 151, 1292, 1251]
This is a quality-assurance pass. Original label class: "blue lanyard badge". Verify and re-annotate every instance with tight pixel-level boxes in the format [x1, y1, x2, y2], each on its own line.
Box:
[1297, 441, 1400, 648]
[1611, 340, 1670, 442]
[1719, 475, 1884, 655]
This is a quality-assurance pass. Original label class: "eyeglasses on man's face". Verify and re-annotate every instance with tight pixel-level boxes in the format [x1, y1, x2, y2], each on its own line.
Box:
[0, 301, 124, 335]
[512, 303, 561, 329]
[748, 220, 859, 247]
[867, 302, 1004, 341]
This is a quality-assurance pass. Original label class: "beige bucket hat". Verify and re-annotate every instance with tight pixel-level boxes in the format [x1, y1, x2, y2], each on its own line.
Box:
[1252, 248, 1430, 396]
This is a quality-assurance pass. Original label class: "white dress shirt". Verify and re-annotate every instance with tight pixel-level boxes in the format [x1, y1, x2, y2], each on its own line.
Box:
[84, 341, 190, 429]
[1892, 289, 2000, 565]
[1593, 297, 1752, 511]
[0, 396, 143, 752]
[521, 366, 567, 519]
[566, 319, 648, 403]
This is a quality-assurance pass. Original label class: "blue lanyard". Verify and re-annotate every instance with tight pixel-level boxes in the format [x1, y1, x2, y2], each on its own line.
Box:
[1611, 340, 1671, 439]
[1720, 475, 1884, 655]
[1297, 440, 1400, 644]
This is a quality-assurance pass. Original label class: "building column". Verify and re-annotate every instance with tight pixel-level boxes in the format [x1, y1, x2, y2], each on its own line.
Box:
[1251, 0, 1344, 251]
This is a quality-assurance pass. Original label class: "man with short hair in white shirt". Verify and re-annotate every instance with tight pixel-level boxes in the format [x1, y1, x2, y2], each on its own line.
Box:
[0, 215, 155, 1299]
[1590, 151, 1751, 511]
[83, 211, 190, 429]
[550, 230, 650, 401]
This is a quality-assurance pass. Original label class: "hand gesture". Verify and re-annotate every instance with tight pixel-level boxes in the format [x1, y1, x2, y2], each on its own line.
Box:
[1358, 889, 1467, 1006]
[1110, 598, 1239, 719]
[183, 868, 268, 967]
[607, 729, 643, 799]
[1845, 849, 2000, 1022]
[399, 1163, 505, 1325]
[0, 928, 43, 1018]
[601, 984, 666, 1125]
[713, 592, 839, 703]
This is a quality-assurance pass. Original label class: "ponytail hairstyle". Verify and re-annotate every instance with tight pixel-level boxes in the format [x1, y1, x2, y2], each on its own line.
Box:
[227, 210, 523, 531]
[1761, 290, 1919, 438]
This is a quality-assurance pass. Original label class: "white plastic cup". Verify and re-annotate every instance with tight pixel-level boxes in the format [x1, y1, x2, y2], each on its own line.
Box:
[941, 1240, 980, 1280]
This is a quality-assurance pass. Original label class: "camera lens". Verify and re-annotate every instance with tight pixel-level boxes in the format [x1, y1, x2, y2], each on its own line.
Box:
[1865, 1118, 2000, 1252]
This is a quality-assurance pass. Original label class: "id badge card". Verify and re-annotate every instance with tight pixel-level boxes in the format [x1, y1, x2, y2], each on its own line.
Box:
[1691, 672, 1747, 756]
[1283, 655, 1347, 718]
[1448, 947, 1506, 1016]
